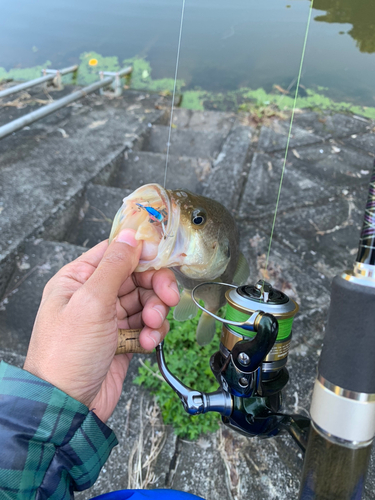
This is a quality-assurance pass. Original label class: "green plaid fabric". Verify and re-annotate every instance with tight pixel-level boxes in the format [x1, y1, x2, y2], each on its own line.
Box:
[0, 362, 118, 499]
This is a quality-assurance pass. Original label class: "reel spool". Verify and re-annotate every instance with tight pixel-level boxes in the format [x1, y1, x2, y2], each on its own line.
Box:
[223, 281, 298, 378]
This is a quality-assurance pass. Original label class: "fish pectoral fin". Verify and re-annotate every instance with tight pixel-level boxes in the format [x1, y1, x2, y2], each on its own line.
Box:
[173, 290, 198, 321]
[233, 252, 250, 285]
[196, 312, 217, 346]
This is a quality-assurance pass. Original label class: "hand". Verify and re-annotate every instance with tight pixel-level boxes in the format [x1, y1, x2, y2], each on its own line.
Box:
[23, 229, 180, 422]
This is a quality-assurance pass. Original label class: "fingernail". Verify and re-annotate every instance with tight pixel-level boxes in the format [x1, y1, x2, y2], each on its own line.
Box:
[169, 282, 180, 300]
[148, 330, 161, 347]
[153, 305, 165, 324]
[116, 229, 138, 247]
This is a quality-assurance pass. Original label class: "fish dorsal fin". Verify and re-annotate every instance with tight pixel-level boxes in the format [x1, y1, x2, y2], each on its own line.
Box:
[196, 312, 217, 346]
[233, 252, 250, 285]
[173, 290, 198, 321]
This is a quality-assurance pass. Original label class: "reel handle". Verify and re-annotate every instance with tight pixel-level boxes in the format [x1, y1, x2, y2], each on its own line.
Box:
[116, 329, 153, 354]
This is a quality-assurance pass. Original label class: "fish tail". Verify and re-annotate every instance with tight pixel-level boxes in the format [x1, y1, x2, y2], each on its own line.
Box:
[196, 312, 217, 346]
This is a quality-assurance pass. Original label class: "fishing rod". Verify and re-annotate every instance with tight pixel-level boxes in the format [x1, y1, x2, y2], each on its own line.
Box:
[298, 162, 375, 499]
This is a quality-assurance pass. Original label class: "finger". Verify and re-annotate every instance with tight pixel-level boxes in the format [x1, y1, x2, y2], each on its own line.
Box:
[75, 240, 109, 268]
[139, 319, 170, 351]
[117, 311, 144, 330]
[81, 229, 142, 306]
[116, 288, 142, 320]
[131, 268, 180, 307]
[141, 291, 169, 329]
[42, 240, 110, 300]
[118, 287, 169, 329]
[151, 269, 180, 307]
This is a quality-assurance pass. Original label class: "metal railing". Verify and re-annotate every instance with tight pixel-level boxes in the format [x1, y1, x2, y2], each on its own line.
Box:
[0, 66, 132, 140]
[0, 65, 78, 99]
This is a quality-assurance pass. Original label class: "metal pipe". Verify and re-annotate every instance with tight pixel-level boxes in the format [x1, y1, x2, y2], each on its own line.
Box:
[0, 67, 132, 141]
[0, 65, 78, 99]
[100, 67, 133, 78]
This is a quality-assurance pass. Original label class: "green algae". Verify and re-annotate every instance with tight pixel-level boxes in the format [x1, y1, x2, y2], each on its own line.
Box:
[1, 52, 375, 120]
[180, 90, 205, 111]
[0, 61, 52, 83]
[180, 87, 375, 120]
[78, 52, 121, 85]
[77, 52, 184, 93]
[122, 56, 184, 94]
[0, 53, 184, 94]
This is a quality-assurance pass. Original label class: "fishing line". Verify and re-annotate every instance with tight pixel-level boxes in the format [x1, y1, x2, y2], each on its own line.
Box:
[265, 0, 314, 272]
[163, 0, 186, 188]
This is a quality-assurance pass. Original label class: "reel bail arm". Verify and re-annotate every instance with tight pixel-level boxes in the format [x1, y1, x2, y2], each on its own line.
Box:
[156, 341, 232, 417]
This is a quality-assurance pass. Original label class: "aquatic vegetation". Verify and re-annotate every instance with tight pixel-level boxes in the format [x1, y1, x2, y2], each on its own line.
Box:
[122, 56, 184, 94]
[181, 91, 206, 111]
[0, 61, 52, 83]
[1, 52, 375, 120]
[181, 87, 375, 120]
[77, 52, 121, 85]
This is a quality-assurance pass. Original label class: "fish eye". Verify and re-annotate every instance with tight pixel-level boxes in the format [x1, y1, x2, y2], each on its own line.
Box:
[191, 209, 206, 226]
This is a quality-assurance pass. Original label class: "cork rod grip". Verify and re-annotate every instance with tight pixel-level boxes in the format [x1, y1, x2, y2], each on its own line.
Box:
[116, 329, 153, 354]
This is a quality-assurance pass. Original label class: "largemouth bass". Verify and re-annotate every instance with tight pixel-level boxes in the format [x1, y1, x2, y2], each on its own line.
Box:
[109, 183, 249, 345]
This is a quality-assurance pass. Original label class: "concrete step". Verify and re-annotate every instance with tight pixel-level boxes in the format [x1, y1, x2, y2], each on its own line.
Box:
[142, 125, 226, 159]
[157, 107, 236, 134]
[257, 121, 323, 153]
[110, 151, 210, 193]
[203, 124, 254, 211]
[67, 184, 131, 248]
[0, 240, 85, 355]
[0, 90, 166, 297]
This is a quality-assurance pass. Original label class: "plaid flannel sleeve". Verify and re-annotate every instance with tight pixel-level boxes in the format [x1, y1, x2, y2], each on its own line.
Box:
[0, 361, 118, 499]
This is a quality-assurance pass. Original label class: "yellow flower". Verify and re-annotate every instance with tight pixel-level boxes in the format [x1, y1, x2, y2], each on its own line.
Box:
[88, 58, 98, 66]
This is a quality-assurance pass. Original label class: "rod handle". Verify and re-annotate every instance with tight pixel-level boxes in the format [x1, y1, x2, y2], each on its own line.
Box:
[116, 329, 153, 354]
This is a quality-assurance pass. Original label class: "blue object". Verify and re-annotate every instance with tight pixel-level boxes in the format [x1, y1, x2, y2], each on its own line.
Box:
[136, 203, 163, 222]
[91, 490, 204, 500]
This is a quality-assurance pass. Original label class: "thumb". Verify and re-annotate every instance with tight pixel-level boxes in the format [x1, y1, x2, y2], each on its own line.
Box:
[82, 229, 142, 304]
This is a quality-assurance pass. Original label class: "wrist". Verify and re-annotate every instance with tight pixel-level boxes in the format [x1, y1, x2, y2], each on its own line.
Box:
[23, 357, 94, 409]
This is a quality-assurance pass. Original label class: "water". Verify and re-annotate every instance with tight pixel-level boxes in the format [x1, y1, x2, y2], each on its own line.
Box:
[1, 0, 375, 107]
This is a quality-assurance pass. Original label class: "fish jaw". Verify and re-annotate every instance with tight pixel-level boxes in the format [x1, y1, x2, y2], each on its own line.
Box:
[109, 183, 190, 272]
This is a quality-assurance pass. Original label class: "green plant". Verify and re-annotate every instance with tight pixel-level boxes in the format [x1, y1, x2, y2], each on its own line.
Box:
[134, 308, 222, 440]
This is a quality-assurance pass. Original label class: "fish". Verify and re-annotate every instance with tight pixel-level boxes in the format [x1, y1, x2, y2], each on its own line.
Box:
[273, 84, 289, 95]
[109, 183, 249, 346]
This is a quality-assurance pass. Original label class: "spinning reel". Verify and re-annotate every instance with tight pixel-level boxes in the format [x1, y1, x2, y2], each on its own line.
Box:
[155, 279, 310, 450]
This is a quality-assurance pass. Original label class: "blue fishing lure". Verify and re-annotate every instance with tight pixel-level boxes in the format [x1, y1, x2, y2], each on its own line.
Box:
[136, 203, 163, 222]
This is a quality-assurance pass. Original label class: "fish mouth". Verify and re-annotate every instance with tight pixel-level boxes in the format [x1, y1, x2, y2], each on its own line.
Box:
[109, 183, 180, 272]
